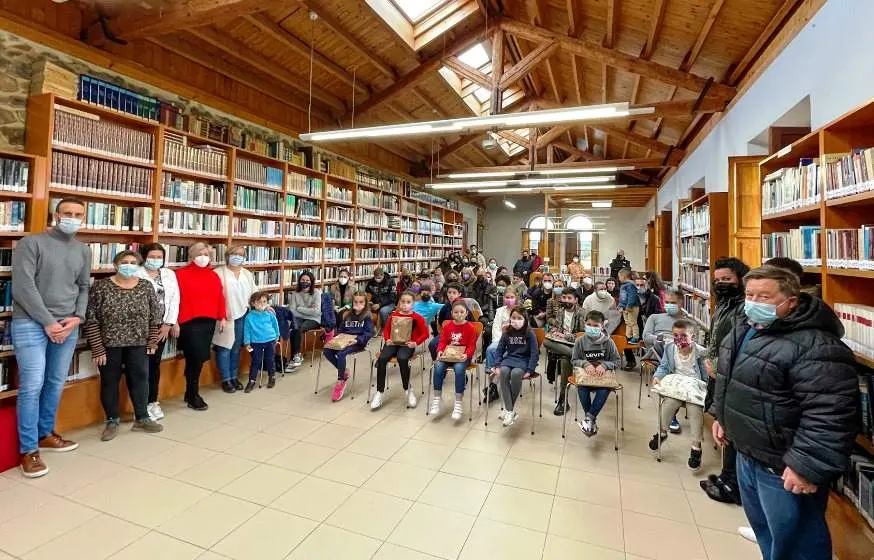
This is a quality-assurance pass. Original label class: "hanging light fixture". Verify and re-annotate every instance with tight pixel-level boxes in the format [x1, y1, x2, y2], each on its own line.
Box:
[503, 199, 516, 209]
[473, 185, 621, 194]
[427, 175, 615, 190]
[438, 165, 634, 179]
[300, 102, 653, 142]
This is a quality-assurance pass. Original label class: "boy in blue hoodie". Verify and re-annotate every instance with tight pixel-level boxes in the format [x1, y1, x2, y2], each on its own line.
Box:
[243, 292, 281, 393]
[617, 268, 640, 343]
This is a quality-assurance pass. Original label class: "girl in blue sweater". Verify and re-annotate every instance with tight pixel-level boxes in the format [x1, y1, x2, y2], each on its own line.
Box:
[243, 292, 280, 393]
[325, 292, 372, 402]
[491, 307, 540, 427]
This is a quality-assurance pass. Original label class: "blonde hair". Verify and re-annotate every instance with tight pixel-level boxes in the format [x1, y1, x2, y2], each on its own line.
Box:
[188, 242, 209, 259]
[227, 244, 246, 256]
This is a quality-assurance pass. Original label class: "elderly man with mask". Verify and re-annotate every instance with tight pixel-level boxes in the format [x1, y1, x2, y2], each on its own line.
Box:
[609, 249, 631, 279]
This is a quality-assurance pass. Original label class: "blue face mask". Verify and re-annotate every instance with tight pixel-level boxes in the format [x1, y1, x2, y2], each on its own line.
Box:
[665, 303, 679, 315]
[57, 217, 82, 235]
[585, 325, 602, 338]
[637, 288, 647, 295]
[745, 299, 787, 326]
[553, 286, 564, 296]
[228, 255, 245, 267]
[117, 263, 139, 278]
[144, 258, 163, 270]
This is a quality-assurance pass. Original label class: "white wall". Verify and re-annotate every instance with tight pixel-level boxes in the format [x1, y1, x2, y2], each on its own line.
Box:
[457, 200, 478, 248]
[658, 0, 874, 278]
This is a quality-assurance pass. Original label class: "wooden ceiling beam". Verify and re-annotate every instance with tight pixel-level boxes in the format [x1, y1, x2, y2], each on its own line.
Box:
[605, 0, 620, 48]
[490, 28, 505, 115]
[102, 0, 266, 40]
[566, 0, 579, 36]
[681, 0, 725, 71]
[727, 0, 800, 85]
[296, 0, 396, 80]
[506, 34, 543, 97]
[643, 0, 668, 59]
[497, 130, 531, 149]
[524, 0, 562, 102]
[499, 17, 736, 100]
[437, 158, 668, 175]
[536, 125, 573, 148]
[443, 56, 493, 89]
[592, 124, 677, 155]
[498, 39, 559, 90]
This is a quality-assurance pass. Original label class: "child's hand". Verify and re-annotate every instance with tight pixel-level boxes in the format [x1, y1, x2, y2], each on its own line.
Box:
[460, 354, 467, 361]
[584, 364, 595, 375]
[436, 351, 443, 360]
[651, 376, 660, 385]
[246, 345, 253, 352]
[595, 365, 606, 376]
[705, 358, 714, 378]
[405, 341, 417, 348]
[491, 367, 500, 378]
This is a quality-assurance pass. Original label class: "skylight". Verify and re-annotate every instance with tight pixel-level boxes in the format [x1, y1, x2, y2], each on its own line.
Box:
[440, 42, 526, 122]
[458, 43, 490, 69]
[472, 87, 491, 103]
[390, 0, 449, 23]
[368, 0, 478, 50]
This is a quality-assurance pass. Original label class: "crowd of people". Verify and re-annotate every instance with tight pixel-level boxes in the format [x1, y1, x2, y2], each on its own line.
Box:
[11, 198, 861, 560]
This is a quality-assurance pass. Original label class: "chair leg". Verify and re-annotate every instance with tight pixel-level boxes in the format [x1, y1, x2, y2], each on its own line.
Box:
[279, 340, 287, 378]
[315, 354, 323, 395]
[420, 354, 425, 395]
[367, 359, 375, 404]
[309, 332, 317, 368]
[614, 391, 620, 451]
[657, 395, 663, 462]
[638, 370, 644, 409]
[530, 380, 536, 436]
[425, 364, 434, 416]
[539, 376, 543, 418]
[484, 373, 492, 427]
[561, 383, 570, 439]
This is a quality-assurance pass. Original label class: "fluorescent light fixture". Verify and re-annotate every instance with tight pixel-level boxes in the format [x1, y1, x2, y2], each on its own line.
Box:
[592, 201, 613, 208]
[438, 166, 631, 179]
[503, 199, 516, 209]
[474, 185, 619, 194]
[428, 175, 615, 190]
[300, 102, 648, 142]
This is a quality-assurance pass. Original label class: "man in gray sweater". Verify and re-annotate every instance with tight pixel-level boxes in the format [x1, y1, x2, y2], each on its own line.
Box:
[12, 198, 91, 478]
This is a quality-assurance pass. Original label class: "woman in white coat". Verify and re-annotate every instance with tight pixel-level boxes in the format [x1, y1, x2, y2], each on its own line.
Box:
[136, 243, 180, 421]
[212, 245, 257, 393]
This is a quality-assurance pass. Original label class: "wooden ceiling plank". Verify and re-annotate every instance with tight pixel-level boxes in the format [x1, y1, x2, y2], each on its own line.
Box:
[105, 0, 267, 40]
[642, 0, 668, 59]
[592, 123, 677, 154]
[681, 0, 726, 71]
[444, 56, 493, 89]
[536, 125, 573, 148]
[727, 0, 800, 85]
[570, 54, 584, 104]
[498, 39, 559, 90]
[433, 157, 667, 174]
[499, 17, 736, 99]
[605, 0, 619, 48]
[524, 0, 562, 102]
[566, 0, 579, 36]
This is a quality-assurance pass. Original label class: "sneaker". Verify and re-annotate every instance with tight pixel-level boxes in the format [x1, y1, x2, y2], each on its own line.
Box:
[451, 399, 464, 421]
[132, 418, 164, 433]
[648, 432, 668, 451]
[222, 381, 236, 393]
[38, 432, 78, 452]
[292, 354, 304, 367]
[502, 410, 518, 427]
[244, 381, 256, 393]
[406, 389, 418, 408]
[332, 378, 349, 402]
[590, 418, 598, 435]
[267, 376, 276, 389]
[234, 379, 244, 391]
[19, 452, 48, 478]
[628, 337, 640, 344]
[147, 402, 164, 421]
[669, 417, 682, 434]
[577, 418, 591, 436]
[553, 401, 569, 416]
[370, 391, 385, 410]
[187, 394, 208, 411]
[429, 395, 442, 415]
[688, 448, 703, 471]
[481, 383, 499, 404]
[497, 409, 507, 421]
[285, 361, 299, 373]
[101, 421, 119, 442]
[738, 526, 757, 543]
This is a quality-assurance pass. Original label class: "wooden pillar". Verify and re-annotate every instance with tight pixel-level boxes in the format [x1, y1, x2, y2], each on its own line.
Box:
[543, 192, 549, 267]
[490, 28, 504, 115]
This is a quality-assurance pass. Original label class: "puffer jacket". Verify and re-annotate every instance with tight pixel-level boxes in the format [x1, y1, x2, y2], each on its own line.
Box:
[711, 293, 859, 486]
[468, 278, 496, 320]
[704, 290, 747, 411]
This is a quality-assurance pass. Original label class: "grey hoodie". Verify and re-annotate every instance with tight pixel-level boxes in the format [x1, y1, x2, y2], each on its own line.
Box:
[571, 331, 620, 370]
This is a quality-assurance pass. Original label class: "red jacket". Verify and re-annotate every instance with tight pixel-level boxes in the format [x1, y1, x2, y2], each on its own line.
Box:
[383, 309, 429, 345]
[437, 320, 477, 358]
[175, 264, 226, 324]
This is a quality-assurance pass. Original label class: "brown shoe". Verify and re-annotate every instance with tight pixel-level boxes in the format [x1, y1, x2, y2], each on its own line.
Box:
[38, 432, 79, 452]
[20, 452, 49, 478]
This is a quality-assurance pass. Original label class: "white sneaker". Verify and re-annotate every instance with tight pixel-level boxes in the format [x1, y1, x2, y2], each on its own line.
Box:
[738, 526, 757, 543]
[429, 395, 442, 415]
[451, 399, 464, 421]
[406, 389, 418, 408]
[292, 354, 303, 366]
[497, 409, 507, 421]
[370, 391, 385, 410]
[502, 410, 518, 427]
[147, 402, 164, 421]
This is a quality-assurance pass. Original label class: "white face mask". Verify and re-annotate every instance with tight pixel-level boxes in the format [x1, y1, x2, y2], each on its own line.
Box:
[193, 255, 210, 268]
[596, 290, 609, 299]
[509, 319, 524, 329]
[339, 277, 349, 286]
[572, 257, 579, 263]
[583, 277, 593, 286]
[543, 282, 553, 290]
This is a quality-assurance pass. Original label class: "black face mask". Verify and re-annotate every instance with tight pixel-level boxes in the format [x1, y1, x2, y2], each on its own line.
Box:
[421, 295, 431, 302]
[299, 282, 311, 290]
[713, 281, 742, 299]
[562, 301, 575, 309]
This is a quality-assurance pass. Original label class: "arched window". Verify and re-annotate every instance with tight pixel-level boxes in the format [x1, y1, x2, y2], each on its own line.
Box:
[565, 215, 593, 231]
[527, 215, 556, 230]
[565, 214, 595, 270]
[526, 215, 555, 252]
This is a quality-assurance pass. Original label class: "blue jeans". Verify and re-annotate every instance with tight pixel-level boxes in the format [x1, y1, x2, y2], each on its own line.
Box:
[485, 342, 499, 369]
[433, 360, 469, 395]
[379, 304, 395, 328]
[737, 453, 831, 560]
[324, 344, 363, 380]
[577, 387, 610, 418]
[13, 318, 80, 454]
[215, 316, 245, 383]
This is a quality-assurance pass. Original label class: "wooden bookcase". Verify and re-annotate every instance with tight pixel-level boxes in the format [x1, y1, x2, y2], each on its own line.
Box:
[15, 92, 464, 431]
[654, 210, 673, 282]
[645, 220, 655, 271]
[728, 155, 764, 266]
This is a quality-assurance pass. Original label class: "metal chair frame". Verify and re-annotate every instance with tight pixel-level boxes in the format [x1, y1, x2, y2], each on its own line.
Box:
[561, 374, 625, 451]
[314, 345, 374, 400]
[366, 340, 428, 404]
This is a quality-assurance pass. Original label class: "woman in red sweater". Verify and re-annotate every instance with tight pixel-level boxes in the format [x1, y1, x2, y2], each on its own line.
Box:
[175, 243, 226, 411]
[371, 292, 429, 411]
[430, 301, 478, 421]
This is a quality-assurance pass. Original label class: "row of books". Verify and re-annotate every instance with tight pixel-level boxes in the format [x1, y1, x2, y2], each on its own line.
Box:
[762, 160, 820, 215]
[233, 187, 282, 215]
[78, 75, 162, 122]
[358, 208, 387, 228]
[295, 199, 320, 220]
[834, 303, 874, 360]
[283, 267, 322, 286]
[0, 157, 30, 192]
[326, 184, 352, 203]
[679, 204, 710, 237]
[356, 247, 380, 260]
[678, 264, 710, 296]
[87, 242, 139, 270]
[50, 198, 152, 232]
[383, 231, 398, 242]
[324, 247, 351, 261]
[403, 199, 416, 215]
[840, 452, 874, 528]
[285, 247, 321, 262]
[290, 223, 321, 239]
[163, 135, 227, 178]
[239, 246, 282, 264]
[161, 175, 226, 209]
[419, 220, 444, 235]
[251, 269, 280, 288]
[158, 210, 228, 236]
[826, 227, 874, 270]
[53, 106, 154, 163]
[326, 206, 354, 223]
[235, 158, 282, 189]
[357, 229, 380, 242]
[382, 249, 400, 260]
[0, 201, 26, 232]
[358, 189, 380, 208]
[681, 295, 711, 330]
[51, 152, 153, 198]
[681, 236, 710, 264]
[0, 321, 11, 350]
[761, 226, 821, 268]
[287, 173, 323, 198]
[823, 149, 874, 200]
[326, 225, 352, 240]
[232, 218, 282, 239]
[0, 280, 11, 311]
[382, 195, 400, 213]
[0, 359, 11, 393]
[357, 170, 402, 194]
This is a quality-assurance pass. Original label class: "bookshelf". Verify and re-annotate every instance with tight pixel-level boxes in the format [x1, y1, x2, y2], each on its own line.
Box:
[645, 220, 655, 271]
[654, 210, 673, 282]
[18, 92, 463, 431]
[676, 192, 727, 331]
[728, 155, 764, 266]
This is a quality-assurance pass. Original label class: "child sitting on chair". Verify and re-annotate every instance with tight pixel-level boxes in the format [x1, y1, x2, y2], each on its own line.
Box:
[648, 319, 708, 471]
[571, 310, 620, 436]
[372, 292, 430, 410]
[491, 307, 540, 427]
[325, 292, 372, 403]
[430, 301, 478, 421]
[243, 292, 280, 393]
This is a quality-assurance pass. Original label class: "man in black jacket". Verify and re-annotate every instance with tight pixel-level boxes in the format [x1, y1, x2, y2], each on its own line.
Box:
[608, 249, 631, 279]
[513, 250, 533, 286]
[365, 267, 396, 330]
[711, 265, 858, 560]
[700, 256, 750, 504]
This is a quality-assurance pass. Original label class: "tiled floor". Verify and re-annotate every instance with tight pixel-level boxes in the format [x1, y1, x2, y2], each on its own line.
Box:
[0, 341, 760, 560]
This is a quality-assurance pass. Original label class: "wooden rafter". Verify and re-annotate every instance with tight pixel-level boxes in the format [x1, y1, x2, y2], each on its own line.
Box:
[536, 125, 573, 148]
[642, 0, 667, 59]
[490, 28, 505, 115]
[506, 34, 543, 97]
[499, 17, 736, 99]
[681, 0, 725, 71]
[605, 0, 620, 48]
[590, 124, 678, 155]
[727, 0, 800, 85]
[524, 0, 562, 102]
[498, 40, 559, 90]
[443, 56, 493, 89]
[566, 0, 579, 36]
[103, 0, 266, 40]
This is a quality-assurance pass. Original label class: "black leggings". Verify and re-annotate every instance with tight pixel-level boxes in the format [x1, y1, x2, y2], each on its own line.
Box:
[292, 319, 322, 355]
[99, 345, 149, 422]
[376, 344, 414, 392]
[147, 338, 166, 403]
[179, 318, 215, 398]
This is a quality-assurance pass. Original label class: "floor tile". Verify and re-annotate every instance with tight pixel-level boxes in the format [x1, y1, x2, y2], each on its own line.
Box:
[108, 532, 205, 560]
[456, 428, 514, 456]
[175, 453, 258, 491]
[267, 441, 338, 474]
[301, 423, 365, 449]
[136, 442, 217, 478]
[699, 527, 761, 560]
[411, 420, 470, 447]
[363, 461, 437, 501]
[226, 409, 289, 432]
[22, 514, 148, 560]
[370, 413, 430, 439]
[458, 517, 545, 560]
[224, 432, 295, 463]
[192, 426, 259, 453]
[480, 484, 554, 533]
[211, 508, 316, 560]
[548, 496, 624, 552]
[562, 442, 620, 477]
[507, 438, 564, 466]
[555, 467, 621, 508]
[270, 476, 356, 521]
[622, 511, 706, 560]
[390, 439, 455, 470]
[313, 450, 385, 486]
[685, 491, 750, 533]
[19, 452, 121, 497]
[0, 496, 99, 556]
[0, 484, 61, 525]
[346, 430, 409, 460]
[496, 457, 559, 494]
[285, 524, 381, 560]
[262, 415, 326, 439]
[417, 472, 491, 516]
[387, 503, 475, 560]
[325, 488, 412, 539]
[219, 464, 304, 505]
[542, 534, 625, 560]
[372, 543, 442, 560]
[440, 447, 505, 482]
[620, 479, 694, 523]
[156, 493, 262, 548]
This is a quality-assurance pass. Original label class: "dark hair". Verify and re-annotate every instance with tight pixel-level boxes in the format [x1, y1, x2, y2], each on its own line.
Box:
[585, 310, 605, 323]
[605, 278, 617, 289]
[672, 318, 694, 331]
[445, 282, 463, 294]
[564, 288, 580, 301]
[451, 301, 469, 315]
[507, 306, 530, 336]
[139, 242, 165, 261]
[297, 271, 316, 293]
[112, 249, 141, 266]
[249, 291, 270, 306]
[665, 288, 682, 300]
[646, 271, 664, 292]
[765, 257, 804, 279]
[55, 197, 86, 213]
[338, 268, 351, 277]
[398, 290, 416, 302]
[714, 257, 751, 282]
[495, 274, 512, 286]
[343, 291, 370, 322]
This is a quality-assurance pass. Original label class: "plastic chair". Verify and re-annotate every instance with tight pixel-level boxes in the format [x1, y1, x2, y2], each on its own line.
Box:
[485, 327, 546, 435]
[314, 345, 373, 400]
[610, 334, 640, 370]
[366, 339, 428, 404]
[638, 359, 658, 408]
[561, 372, 625, 451]
[426, 321, 484, 422]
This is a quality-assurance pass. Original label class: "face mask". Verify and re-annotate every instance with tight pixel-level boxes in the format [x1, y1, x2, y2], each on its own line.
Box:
[447, 276, 458, 283]
[462, 274, 471, 281]
[665, 303, 679, 315]
[471, 249, 477, 255]
[57, 217, 82, 235]
[504, 298, 516, 307]
[228, 255, 245, 267]
[585, 325, 602, 338]
[637, 288, 647, 295]
[420, 294, 431, 302]
[570, 281, 579, 289]
[543, 282, 553, 291]
[572, 257, 579, 263]
[616, 253, 623, 258]
[745, 299, 788, 326]
[194, 255, 210, 268]
[411, 286, 421, 293]
[488, 263, 497, 270]
[522, 255, 529, 261]
[353, 303, 365, 313]
[673, 335, 693, 349]
[583, 278, 593, 286]
[496, 286, 506, 294]
[596, 290, 609, 299]
[510, 319, 524, 329]
[299, 282, 311, 290]
[714, 282, 741, 298]
[339, 277, 349, 285]
[553, 286, 564, 296]
[117, 263, 138, 278]
[562, 301, 574, 309]
[145, 258, 163, 270]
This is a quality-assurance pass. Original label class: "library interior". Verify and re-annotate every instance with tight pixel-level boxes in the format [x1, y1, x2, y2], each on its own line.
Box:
[0, 0, 873, 559]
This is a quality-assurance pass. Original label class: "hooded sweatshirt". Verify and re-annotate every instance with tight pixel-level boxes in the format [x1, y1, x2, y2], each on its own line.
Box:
[336, 308, 374, 349]
[571, 331, 620, 370]
[494, 328, 539, 372]
[582, 291, 615, 316]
